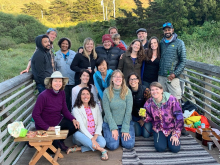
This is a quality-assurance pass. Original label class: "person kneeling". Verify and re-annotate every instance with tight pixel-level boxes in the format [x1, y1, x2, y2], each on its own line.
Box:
[141, 82, 184, 153]
[71, 87, 108, 161]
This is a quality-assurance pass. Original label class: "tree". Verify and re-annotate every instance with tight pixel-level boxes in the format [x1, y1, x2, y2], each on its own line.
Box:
[21, 2, 44, 20]
[46, 0, 72, 24]
[70, 0, 103, 22]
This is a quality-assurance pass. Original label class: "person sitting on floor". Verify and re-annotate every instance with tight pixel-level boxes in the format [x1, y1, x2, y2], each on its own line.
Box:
[141, 82, 184, 153]
[71, 69, 99, 110]
[127, 72, 152, 138]
[71, 87, 108, 160]
[32, 71, 80, 154]
[102, 69, 135, 150]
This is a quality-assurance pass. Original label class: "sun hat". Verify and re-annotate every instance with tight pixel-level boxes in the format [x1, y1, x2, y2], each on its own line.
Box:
[44, 71, 69, 86]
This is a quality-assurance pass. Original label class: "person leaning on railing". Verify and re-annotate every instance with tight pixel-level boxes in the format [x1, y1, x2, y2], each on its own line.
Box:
[32, 71, 80, 154]
[141, 82, 184, 153]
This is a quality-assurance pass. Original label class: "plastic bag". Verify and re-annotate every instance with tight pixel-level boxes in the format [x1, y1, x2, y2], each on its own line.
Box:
[7, 121, 28, 138]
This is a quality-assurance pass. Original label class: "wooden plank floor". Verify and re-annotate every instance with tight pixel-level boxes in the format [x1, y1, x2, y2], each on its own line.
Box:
[15, 136, 123, 165]
[15, 131, 220, 165]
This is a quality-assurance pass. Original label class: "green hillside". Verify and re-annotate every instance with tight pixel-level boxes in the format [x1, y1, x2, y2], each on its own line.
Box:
[0, 0, 149, 27]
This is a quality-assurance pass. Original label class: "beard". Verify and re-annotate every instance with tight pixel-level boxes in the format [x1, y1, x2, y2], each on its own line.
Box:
[164, 33, 172, 38]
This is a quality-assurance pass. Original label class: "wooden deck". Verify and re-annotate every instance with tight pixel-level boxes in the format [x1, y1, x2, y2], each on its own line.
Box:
[15, 136, 123, 165]
[15, 131, 220, 165]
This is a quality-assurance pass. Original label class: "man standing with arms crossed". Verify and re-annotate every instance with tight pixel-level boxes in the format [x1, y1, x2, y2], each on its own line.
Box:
[158, 22, 188, 135]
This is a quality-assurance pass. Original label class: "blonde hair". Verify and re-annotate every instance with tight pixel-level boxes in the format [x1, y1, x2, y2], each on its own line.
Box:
[83, 38, 97, 60]
[108, 69, 128, 101]
[112, 34, 120, 40]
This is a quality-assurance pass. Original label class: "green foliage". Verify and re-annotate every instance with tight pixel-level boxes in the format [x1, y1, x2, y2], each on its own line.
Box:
[0, 13, 46, 45]
[70, 0, 103, 22]
[0, 37, 16, 50]
[21, 2, 44, 19]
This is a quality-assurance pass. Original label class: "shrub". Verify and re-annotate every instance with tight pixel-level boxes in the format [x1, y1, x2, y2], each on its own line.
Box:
[0, 37, 16, 50]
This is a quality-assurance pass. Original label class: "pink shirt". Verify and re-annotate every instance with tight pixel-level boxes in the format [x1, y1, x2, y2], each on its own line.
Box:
[85, 106, 95, 135]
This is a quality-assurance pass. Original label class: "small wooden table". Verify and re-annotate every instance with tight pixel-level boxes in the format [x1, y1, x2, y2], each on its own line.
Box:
[14, 130, 69, 165]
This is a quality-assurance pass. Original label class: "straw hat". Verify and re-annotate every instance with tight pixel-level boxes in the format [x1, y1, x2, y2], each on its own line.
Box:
[44, 71, 69, 86]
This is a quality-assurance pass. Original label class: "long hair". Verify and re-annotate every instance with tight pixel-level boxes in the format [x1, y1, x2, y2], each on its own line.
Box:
[73, 87, 96, 108]
[83, 37, 97, 60]
[127, 39, 145, 63]
[108, 69, 128, 101]
[146, 36, 160, 61]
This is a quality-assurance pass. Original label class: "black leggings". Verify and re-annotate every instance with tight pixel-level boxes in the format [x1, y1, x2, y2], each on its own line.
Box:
[52, 117, 78, 152]
[59, 117, 78, 138]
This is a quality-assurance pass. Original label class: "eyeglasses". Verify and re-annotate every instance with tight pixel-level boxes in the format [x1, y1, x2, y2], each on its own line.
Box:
[113, 76, 122, 79]
[129, 78, 138, 81]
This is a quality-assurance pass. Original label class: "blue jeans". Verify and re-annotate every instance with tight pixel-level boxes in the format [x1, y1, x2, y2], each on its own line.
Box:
[72, 131, 106, 153]
[133, 116, 152, 138]
[36, 84, 46, 94]
[102, 121, 135, 151]
[153, 131, 181, 153]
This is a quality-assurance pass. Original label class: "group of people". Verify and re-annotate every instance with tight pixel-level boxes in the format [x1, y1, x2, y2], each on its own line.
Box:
[21, 22, 187, 160]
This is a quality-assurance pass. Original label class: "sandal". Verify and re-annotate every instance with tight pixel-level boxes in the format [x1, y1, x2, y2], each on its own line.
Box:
[101, 150, 108, 161]
[67, 145, 78, 154]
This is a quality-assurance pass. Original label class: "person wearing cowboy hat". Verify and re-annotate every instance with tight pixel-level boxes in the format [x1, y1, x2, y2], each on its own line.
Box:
[32, 71, 80, 154]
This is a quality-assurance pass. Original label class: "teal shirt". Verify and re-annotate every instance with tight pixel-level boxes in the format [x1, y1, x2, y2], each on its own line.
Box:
[102, 87, 133, 133]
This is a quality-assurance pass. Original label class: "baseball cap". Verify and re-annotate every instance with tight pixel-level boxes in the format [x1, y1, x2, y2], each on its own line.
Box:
[136, 28, 147, 34]
[162, 22, 173, 29]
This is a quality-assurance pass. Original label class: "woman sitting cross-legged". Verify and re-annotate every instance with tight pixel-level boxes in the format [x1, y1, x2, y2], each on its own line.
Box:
[102, 69, 135, 150]
[71, 87, 108, 161]
[32, 71, 80, 154]
[127, 72, 152, 138]
[141, 82, 184, 153]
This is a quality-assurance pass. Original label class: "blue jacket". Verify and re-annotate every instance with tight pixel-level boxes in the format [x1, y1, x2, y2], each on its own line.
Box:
[93, 69, 113, 99]
[55, 49, 76, 85]
[158, 33, 186, 77]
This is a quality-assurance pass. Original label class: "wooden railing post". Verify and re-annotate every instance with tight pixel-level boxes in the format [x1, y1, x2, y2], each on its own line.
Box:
[0, 99, 3, 165]
[203, 74, 212, 120]
[182, 70, 196, 104]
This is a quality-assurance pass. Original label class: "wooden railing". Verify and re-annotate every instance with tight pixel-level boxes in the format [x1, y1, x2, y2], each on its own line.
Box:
[180, 60, 220, 129]
[0, 60, 220, 164]
[0, 72, 36, 165]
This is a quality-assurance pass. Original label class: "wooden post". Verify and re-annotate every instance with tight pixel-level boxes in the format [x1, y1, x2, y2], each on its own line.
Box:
[203, 74, 212, 120]
[182, 70, 196, 104]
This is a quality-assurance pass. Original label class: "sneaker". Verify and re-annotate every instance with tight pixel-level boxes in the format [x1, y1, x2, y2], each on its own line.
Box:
[181, 128, 189, 136]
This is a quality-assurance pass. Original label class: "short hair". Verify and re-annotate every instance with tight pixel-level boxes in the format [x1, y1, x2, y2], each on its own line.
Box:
[150, 82, 163, 90]
[46, 78, 65, 91]
[46, 28, 58, 35]
[42, 34, 49, 39]
[58, 38, 71, 49]
[108, 26, 118, 34]
[73, 87, 96, 108]
[112, 34, 120, 40]
[95, 57, 109, 69]
[127, 72, 140, 86]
